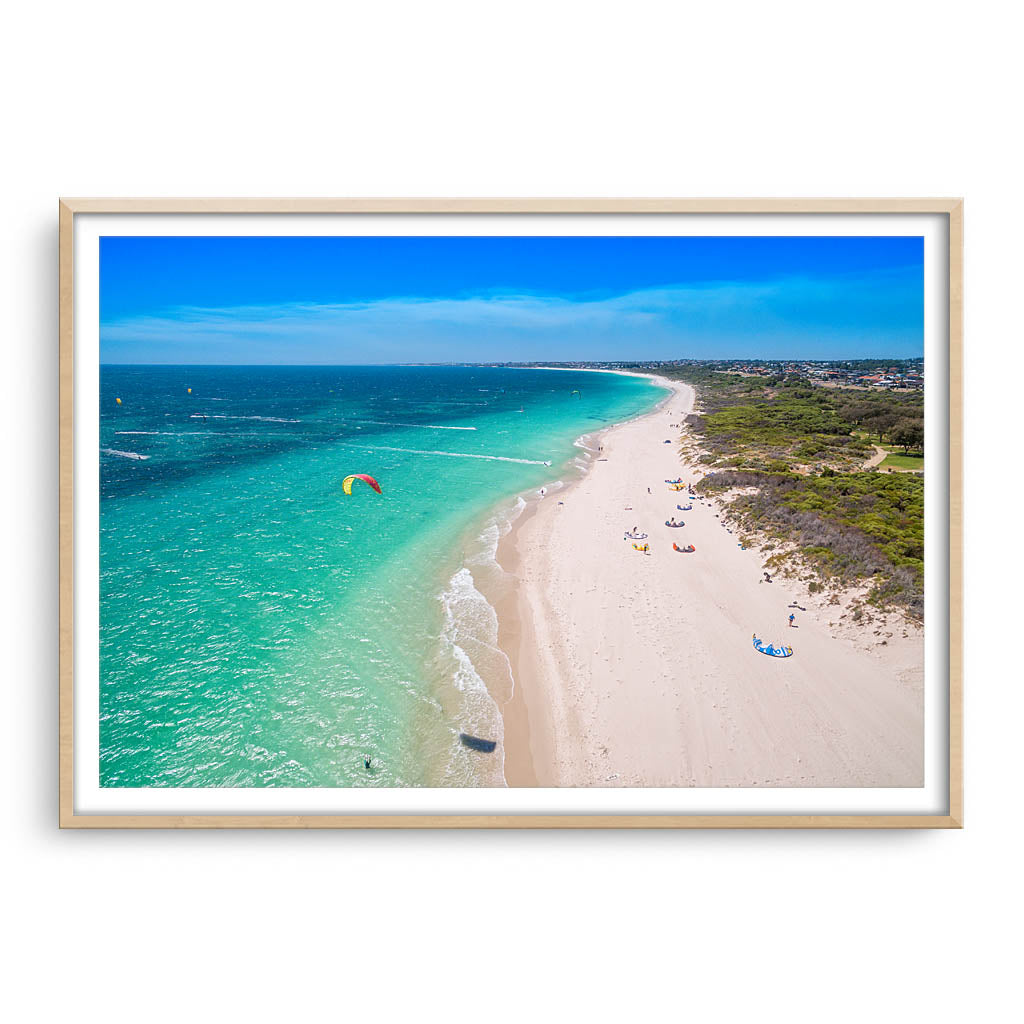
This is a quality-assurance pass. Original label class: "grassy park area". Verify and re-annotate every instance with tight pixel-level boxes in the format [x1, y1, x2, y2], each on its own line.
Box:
[879, 450, 924, 472]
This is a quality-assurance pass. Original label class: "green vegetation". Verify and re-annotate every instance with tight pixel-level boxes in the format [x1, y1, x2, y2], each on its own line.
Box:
[659, 366, 874, 470]
[834, 391, 923, 450]
[657, 365, 924, 470]
[698, 469, 924, 617]
[879, 451, 925, 472]
[650, 365, 925, 618]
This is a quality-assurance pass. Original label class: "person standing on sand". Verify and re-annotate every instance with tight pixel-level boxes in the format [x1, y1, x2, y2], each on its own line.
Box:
[789, 613, 796, 628]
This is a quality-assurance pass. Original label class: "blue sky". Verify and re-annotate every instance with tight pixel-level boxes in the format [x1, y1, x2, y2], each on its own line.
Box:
[100, 235, 924, 363]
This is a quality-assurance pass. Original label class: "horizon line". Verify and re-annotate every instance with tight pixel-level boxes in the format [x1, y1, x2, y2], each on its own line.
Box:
[99, 356, 925, 368]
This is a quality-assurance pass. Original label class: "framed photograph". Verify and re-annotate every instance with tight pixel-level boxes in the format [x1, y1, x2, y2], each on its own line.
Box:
[59, 198, 962, 828]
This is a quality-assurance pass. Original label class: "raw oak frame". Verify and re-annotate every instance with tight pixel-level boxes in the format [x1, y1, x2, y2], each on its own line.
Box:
[59, 197, 964, 829]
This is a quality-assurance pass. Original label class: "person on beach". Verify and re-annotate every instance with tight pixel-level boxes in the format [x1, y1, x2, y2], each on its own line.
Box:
[789, 613, 796, 627]
[647, 487, 651, 494]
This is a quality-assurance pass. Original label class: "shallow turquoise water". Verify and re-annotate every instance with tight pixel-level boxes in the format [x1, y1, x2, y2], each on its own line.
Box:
[99, 365, 663, 787]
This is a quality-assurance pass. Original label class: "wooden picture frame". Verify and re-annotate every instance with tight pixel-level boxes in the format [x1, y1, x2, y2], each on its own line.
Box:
[60, 198, 962, 828]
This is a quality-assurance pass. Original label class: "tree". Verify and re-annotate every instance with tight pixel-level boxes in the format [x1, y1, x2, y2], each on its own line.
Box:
[865, 410, 900, 443]
[891, 419, 924, 453]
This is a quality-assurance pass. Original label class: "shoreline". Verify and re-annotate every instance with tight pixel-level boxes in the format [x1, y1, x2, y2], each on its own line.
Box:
[487, 371, 679, 785]
[489, 371, 924, 788]
[492, 371, 684, 785]
[437, 367, 673, 787]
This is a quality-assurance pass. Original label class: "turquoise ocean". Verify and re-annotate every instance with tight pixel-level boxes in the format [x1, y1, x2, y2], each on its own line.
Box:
[99, 366, 663, 787]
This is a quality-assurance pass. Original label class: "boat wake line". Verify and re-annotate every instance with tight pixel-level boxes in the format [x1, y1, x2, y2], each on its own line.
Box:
[101, 448, 150, 461]
[189, 414, 300, 423]
[338, 443, 551, 466]
[350, 420, 477, 431]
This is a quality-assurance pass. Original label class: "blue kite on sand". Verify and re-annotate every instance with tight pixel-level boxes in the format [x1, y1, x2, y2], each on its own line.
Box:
[752, 634, 793, 658]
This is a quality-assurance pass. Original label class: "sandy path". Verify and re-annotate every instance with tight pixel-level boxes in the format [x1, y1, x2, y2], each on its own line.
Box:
[863, 445, 888, 469]
[497, 375, 923, 788]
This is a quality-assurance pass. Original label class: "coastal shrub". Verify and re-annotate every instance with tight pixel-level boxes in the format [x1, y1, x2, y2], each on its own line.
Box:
[696, 469, 772, 492]
[665, 365, 913, 470]
[868, 567, 924, 618]
[795, 440, 826, 459]
[699, 470, 924, 617]
[655, 365, 925, 617]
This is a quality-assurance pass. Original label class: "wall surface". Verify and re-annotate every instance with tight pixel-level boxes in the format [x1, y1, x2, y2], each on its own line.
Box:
[4, 2, 1017, 1021]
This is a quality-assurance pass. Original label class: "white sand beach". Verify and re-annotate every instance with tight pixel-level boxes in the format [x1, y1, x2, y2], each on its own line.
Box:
[496, 373, 923, 788]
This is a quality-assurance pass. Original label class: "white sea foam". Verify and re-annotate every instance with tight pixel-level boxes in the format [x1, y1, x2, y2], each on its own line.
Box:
[467, 496, 526, 570]
[537, 479, 566, 498]
[437, 567, 508, 786]
[434, 491, 530, 787]
[101, 448, 150, 460]
[441, 572, 496, 697]
[189, 414, 300, 423]
[351, 420, 477, 431]
[116, 430, 272, 437]
[341, 443, 549, 466]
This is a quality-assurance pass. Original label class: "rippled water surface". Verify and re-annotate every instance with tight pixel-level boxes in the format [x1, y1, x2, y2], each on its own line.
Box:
[100, 365, 662, 787]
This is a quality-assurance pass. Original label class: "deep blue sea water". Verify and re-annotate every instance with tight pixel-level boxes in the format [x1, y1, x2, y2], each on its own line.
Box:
[99, 365, 663, 787]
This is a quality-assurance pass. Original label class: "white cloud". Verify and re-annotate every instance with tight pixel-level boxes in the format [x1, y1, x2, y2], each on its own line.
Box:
[101, 271, 922, 364]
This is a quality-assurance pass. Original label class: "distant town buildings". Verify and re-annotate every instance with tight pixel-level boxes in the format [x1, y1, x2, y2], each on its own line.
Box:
[712, 359, 924, 391]
[481, 357, 925, 392]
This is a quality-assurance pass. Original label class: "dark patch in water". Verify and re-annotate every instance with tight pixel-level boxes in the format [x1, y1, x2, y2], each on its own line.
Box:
[459, 733, 497, 753]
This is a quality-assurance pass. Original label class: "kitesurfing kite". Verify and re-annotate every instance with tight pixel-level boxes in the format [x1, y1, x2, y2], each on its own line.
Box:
[570, 389, 582, 398]
[752, 634, 793, 658]
[342, 473, 383, 496]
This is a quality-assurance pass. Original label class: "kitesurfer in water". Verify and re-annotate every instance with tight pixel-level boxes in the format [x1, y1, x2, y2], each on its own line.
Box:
[364, 756, 372, 770]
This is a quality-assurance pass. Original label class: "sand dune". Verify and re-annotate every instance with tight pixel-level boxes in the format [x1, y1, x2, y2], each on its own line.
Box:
[496, 374, 923, 788]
